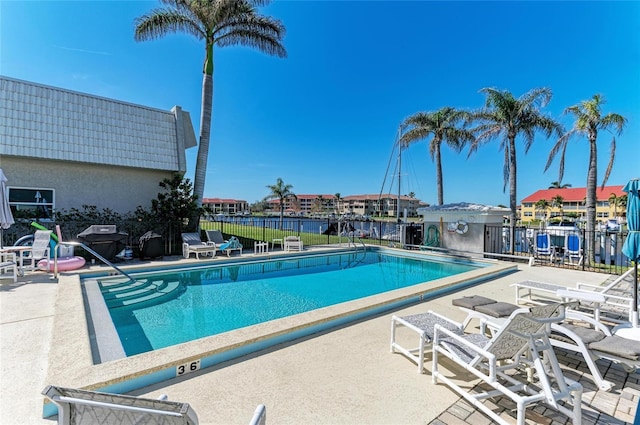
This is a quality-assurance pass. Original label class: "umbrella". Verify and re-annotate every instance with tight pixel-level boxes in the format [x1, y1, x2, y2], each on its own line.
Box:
[621, 178, 640, 329]
[0, 168, 15, 248]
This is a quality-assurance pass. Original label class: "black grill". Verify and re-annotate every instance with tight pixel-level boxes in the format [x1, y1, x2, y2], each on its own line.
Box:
[77, 225, 128, 262]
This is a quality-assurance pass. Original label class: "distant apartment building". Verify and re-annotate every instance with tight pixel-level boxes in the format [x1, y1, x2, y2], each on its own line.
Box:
[0, 76, 197, 217]
[266, 194, 336, 215]
[340, 194, 425, 217]
[202, 198, 248, 215]
[266, 193, 425, 217]
[520, 185, 626, 222]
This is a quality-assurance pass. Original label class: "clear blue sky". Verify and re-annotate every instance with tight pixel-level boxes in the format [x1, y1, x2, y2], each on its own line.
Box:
[2, 1, 639, 206]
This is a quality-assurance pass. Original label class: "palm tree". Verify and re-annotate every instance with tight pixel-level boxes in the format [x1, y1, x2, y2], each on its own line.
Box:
[535, 199, 550, 223]
[549, 181, 572, 189]
[134, 0, 287, 215]
[468, 87, 563, 252]
[334, 193, 341, 214]
[545, 94, 627, 263]
[264, 178, 296, 229]
[399, 107, 475, 206]
[608, 193, 619, 219]
[551, 195, 564, 219]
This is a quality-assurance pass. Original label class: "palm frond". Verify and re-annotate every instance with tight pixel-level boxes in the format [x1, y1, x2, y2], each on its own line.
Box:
[134, 8, 205, 41]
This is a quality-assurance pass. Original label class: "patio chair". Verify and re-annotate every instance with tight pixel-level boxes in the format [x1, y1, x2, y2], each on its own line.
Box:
[432, 303, 582, 425]
[513, 270, 635, 323]
[532, 233, 555, 264]
[454, 295, 639, 392]
[283, 236, 303, 252]
[42, 385, 199, 425]
[0, 250, 17, 282]
[22, 230, 52, 273]
[390, 310, 465, 373]
[206, 230, 242, 257]
[563, 232, 583, 266]
[550, 310, 640, 391]
[181, 232, 216, 259]
[42, 385, 267, 425]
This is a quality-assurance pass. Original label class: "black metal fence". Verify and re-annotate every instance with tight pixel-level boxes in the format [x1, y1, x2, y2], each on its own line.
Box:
[484, 225, 632, 275]
[2, 217, 631, 276]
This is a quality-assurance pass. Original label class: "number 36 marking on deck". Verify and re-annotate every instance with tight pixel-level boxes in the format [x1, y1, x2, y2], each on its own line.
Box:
[176, 359, 201, 377]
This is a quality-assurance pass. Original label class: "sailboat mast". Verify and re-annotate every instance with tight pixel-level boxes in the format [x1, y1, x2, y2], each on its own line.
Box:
[397, 140, 401, 222]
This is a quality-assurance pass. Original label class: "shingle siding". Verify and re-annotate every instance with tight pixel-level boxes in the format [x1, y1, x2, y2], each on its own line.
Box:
[0, 76, 193, 172]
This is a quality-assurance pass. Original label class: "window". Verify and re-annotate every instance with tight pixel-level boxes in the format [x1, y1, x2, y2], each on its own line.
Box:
[8, 187, 55, 219]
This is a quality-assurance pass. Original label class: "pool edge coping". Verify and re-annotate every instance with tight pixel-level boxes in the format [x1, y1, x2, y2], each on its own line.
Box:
[42, 249, 516, 416]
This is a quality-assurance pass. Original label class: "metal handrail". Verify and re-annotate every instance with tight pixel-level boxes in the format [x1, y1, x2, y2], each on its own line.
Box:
[55, 241, 134, 282]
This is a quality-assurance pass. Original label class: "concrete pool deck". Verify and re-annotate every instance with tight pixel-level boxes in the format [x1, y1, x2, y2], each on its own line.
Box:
[1, 249, 638, 424]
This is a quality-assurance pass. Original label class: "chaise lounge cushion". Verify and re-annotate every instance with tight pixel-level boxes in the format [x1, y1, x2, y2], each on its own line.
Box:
[589, 336, 640, 361]
[474, 302, 520, 318]
[452, 295, 497, 310]
[553, 324, 606, 345]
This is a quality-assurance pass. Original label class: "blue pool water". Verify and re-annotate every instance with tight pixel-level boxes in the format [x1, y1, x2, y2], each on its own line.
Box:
[98, 250, 482, 356]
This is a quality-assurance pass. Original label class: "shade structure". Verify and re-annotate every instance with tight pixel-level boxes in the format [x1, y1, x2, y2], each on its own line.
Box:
[623, 179, 640, 324]
[0, 169, 15, 248]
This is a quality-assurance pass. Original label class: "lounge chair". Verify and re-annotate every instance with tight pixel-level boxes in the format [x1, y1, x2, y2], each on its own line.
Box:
[432, 304, 583, 425]
[563, 232, 583, 266]
[22, 229, 52, 273]
[531, 232, 555, 265]
[42, 385, 267, 425]
[283, 236, 303, 252]
[513, 268, 635, 323]
[181, 232, 216, 259]
[550, 310, 640, 391]
[453, 295, 640, 392]
[206, 230, 243, 257]
[390, 310, 465, 373]
[0, 250, 17, 282]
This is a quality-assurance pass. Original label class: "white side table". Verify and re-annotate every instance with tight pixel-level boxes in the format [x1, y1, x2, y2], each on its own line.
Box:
[271, 238, 283, 251]
[254, 241, 268, 255]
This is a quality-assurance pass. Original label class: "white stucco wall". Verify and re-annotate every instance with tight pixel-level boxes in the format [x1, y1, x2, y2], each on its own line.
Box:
[0, 158, 172, 214]
[418, 203, 510, 253]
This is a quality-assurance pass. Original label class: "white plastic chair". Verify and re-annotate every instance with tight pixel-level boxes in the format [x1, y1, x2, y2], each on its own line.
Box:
[432, 304, 583, 425]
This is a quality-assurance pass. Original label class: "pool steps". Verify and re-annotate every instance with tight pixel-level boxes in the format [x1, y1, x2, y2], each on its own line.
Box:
[99, 278, 183, 308]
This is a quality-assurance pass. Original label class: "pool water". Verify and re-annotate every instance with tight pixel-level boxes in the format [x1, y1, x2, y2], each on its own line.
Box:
[98, 251, 482, 356]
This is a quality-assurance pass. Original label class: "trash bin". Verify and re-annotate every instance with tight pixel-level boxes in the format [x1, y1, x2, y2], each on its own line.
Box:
[77, 225, 128, 262]
[139, 231, 164, 260]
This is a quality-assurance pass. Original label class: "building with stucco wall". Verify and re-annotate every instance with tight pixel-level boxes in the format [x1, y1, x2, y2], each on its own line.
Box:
[0, 76, 197, 218]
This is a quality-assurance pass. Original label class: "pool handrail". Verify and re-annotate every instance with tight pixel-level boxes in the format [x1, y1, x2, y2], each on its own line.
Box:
[55, 241, 134, 283]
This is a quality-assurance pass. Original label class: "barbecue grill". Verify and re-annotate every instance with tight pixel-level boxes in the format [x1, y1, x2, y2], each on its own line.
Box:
[77, 225, 128, 262]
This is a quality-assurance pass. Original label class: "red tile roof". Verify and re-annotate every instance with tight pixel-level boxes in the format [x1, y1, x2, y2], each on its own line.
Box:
[521, 186, 625, 203]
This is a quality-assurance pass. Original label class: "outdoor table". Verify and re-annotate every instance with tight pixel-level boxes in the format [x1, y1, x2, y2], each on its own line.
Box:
[271, 238, 283, 250]
[0, 246, 33, 275]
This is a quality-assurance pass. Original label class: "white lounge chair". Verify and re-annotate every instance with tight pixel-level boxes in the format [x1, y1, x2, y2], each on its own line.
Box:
[513, 268, 635, 323]
[0, 250, 17, 282]
[42, 385, 267, 425]
[432, 303, 582, 425]
[181, 232, 216, 259]
[550, 310, 640, 391]
[454, 296, 640, 392]
[283, 236, 303, 252]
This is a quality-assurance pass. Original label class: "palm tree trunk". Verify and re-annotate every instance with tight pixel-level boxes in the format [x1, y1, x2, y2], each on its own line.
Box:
[435, 141, 444, 206]
[194, 72, 213, 206]
[585, 132, 598, 264]
[508, 135, 517, 254]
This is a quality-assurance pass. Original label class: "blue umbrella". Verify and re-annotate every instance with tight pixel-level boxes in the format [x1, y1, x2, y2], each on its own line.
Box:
[622, 178, 640, 328]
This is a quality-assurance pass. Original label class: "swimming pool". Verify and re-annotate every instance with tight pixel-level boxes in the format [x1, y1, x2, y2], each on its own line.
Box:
[44, 247, 517, 418]
[97, 250, 482, 356]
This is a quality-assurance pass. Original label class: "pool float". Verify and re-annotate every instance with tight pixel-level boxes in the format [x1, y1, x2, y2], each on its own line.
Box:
[38, 256, 86, 272]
